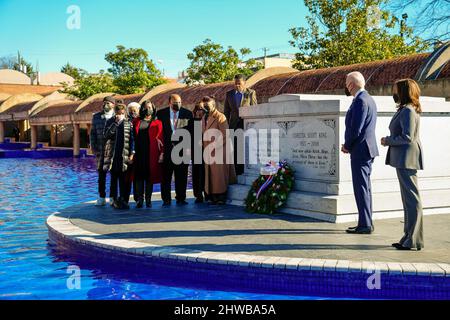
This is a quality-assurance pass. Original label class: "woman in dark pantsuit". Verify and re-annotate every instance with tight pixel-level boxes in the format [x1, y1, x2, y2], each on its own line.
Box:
[381, 79, 424, 251]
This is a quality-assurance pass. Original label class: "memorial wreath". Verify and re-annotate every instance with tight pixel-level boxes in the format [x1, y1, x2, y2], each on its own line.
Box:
[245, 160, 295, 214]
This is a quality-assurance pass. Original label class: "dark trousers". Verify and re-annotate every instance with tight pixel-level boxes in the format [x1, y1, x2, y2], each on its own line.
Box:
[233, 135, 244, 176]
[397, 169, 424, 249]
[134, 177, 153, 203]
[123, 165, 134, 204]
[110, 170, 126, 201]
[161, 161, 188, 203]
[192, 163, 205, 200]
[98, 169, 107, 198]
[351, 157, 374, 228]
[124, 177, 133, 203]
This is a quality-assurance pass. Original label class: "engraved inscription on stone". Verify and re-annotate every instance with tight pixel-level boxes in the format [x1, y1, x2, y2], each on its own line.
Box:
[280, 118, 337, 180]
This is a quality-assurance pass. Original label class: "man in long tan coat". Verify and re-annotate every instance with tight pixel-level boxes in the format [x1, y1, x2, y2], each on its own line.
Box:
[202, 96, 236, 205]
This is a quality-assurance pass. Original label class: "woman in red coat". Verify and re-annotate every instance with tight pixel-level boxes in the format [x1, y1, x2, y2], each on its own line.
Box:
[133, 100, 164, 208]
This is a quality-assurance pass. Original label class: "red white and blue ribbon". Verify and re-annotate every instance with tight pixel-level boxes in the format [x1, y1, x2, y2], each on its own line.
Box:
[256, 175, 274, 200]
[256, 161, 282, 200]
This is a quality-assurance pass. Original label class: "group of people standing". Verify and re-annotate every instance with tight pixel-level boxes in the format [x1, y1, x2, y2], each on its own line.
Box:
[89, 71, 425, 252]
[342, 72, 424, 251]
[90, 74, 257, 210]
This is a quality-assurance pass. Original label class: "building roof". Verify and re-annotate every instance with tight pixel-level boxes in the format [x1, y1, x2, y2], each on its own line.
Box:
[34, 101, 82, 118]
[0, 83, 61, 96]
[151, 82, 235, 109]
[439, 61, 450, 79]
[252, 53, 433, 102]
[4, 101, 37, 114]
[0, 69, 31, 85]
[79, 93, 145, 114]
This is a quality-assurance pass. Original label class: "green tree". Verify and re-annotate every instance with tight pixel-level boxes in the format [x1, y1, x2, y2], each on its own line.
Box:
[186, 39, 262, 85]
[14, 55, 34, 77]
[289, 0, 429, 70]
[61, 63, 87, 80]
[60, 70, 115, 100]
[105, 45, 166, 94]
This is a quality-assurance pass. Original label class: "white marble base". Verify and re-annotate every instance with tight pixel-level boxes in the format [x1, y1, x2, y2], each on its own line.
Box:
[228, 184, 450, 223]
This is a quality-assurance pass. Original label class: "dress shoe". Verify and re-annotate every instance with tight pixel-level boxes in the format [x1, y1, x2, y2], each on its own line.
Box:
[177, 200, 188, 206]
[146, 202, 152, 208]
[115, 198, 128, 210]
[392, 243, 411, 251]
[136, 200, 143, 209]
[392, 243, 421, 251]
[162, 201, 171, 207]
[348, 225, 375, 232]
[346, 227, 372, 234]
[195, 198, 204, 204]
[112, 200, 121, 210]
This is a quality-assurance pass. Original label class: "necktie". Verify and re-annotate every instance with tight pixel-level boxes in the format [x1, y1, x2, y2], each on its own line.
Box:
[173, 111, 178, 131]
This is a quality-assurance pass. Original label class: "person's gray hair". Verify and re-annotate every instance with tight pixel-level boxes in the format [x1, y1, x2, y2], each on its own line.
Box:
[346, 71, 366, 89]
[127, 102, 141, 111]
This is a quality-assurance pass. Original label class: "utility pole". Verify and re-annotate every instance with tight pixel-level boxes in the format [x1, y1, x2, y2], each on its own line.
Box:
[262, 47, 270, 68]
[35, 60, 40, 85]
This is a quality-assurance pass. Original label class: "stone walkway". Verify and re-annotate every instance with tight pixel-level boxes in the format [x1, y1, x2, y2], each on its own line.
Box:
[56, 194, 450, 264]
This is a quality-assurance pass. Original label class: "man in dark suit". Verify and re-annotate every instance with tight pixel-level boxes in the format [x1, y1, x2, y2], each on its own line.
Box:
[342, 72, 379, 234]
[156, 94, 193, 206]
[224, 74, 257, 175]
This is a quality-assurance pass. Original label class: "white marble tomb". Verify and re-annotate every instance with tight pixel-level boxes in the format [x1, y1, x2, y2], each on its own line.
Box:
[227, 94, 450, 223]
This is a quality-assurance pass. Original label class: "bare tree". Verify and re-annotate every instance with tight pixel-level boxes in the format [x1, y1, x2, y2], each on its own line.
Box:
[0, 55, 17, 70]
[390, 0, 450, 43]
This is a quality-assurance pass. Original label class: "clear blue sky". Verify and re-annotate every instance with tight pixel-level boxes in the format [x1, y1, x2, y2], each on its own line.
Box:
[0, 0, 308, 78]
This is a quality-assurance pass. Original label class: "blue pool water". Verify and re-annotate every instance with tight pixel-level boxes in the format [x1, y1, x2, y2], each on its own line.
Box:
[0, 158, 326, 300]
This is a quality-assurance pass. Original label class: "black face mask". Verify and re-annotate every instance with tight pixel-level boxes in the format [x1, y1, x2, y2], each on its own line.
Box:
[103, 103, 113, 112]
[140, 107, 153, 119]
[345, 87, 352, 97]
[172, 103, 180, 111]
[202, 104, 210, 113]
[393, 94, 400, 104]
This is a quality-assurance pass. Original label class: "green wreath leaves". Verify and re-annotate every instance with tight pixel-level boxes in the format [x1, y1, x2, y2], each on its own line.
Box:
[245, 161, 295, 214]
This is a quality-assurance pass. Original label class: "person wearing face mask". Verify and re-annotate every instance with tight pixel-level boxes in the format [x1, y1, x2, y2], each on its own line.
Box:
[381, 79, 424, 251]
[123, 102, 141, 204]
[224, 74, 257, 176]
[132, 100, 164, 209]
[90, 96, 116, 206]
[156, 94, 193, 206]
[188, 102, 207, 203]
[127, 102, 141, 121]
[342, 72, 379, 235]
[103, 104, 135, 210]
[202, 96, 236, 205]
